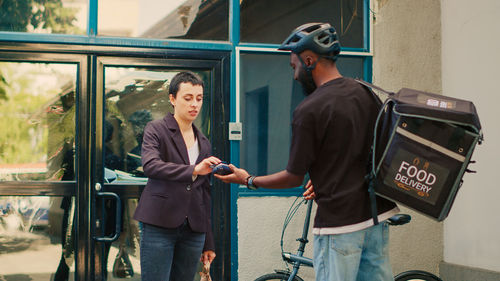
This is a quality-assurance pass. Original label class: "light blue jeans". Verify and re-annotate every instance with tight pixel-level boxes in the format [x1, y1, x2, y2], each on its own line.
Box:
[313, 222, 394, 281]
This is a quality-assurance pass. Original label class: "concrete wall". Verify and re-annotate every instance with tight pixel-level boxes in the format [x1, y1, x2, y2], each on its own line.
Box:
[441, 0, 500, 276]
[372, 0, 444, 276]
[373, 0, 500, 278]
[238, 197, 316, 281]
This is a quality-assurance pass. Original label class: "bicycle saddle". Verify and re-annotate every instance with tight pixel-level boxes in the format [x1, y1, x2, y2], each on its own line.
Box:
[387, 214, 412, 226]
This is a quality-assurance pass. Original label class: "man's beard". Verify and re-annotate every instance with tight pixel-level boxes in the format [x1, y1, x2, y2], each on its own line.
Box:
[298, 68, 317, 96]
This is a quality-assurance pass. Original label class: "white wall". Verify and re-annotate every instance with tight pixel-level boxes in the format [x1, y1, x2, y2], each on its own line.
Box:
[441, 0, 500, 272]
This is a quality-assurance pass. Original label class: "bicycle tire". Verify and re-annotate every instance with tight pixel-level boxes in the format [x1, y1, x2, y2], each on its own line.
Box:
[394, 270, 443, 281]
[254, 272, 304, 281]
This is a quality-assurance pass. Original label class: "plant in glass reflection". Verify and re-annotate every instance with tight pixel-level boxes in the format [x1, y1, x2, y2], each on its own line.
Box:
[0, 0, 82, 34]
[0, 75, 7, 101]
[0, 63, 76, 181]
[0, 64, 50, 166]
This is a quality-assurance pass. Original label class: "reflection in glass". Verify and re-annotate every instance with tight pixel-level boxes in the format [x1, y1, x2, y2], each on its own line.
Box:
[336, 56, 365, 79]
[103, 67, 211, 182]
[0, 0, 86, 35]
[239, 53, 365, 176]
[0, 62, 77, 181]
[106, 198, 141, 280]
[240, 53, 303, 176]
[240, 0, 364, 48]
[103, 68, 212, 280]
[0, 196, 73, 280]
[98, 0, 228, 40]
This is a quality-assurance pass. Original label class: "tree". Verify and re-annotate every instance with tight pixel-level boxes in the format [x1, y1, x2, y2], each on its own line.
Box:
[0, 0, 81, 103]
[0, 0, 80, 34]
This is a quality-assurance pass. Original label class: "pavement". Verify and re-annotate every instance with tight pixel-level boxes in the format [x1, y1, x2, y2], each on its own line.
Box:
[0, 230, 142, 281]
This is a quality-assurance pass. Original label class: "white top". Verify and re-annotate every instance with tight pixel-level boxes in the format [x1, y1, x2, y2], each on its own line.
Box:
[187, 138, 200, 165]
[188, 138, 200, 182]
[313, 207, 400, 235]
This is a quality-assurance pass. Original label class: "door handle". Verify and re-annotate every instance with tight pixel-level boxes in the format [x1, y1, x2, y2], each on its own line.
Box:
[93, 191, 122, 243]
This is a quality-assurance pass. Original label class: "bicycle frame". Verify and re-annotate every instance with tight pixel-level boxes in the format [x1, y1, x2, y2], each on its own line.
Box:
[281, 199, 314, 280]
[257, 197, 442, 281]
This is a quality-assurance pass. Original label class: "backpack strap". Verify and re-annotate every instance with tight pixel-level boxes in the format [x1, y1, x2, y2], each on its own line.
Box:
[354, 78, 395, 97]
[355, 79, 395, 225]
[367, 173, 379, 225]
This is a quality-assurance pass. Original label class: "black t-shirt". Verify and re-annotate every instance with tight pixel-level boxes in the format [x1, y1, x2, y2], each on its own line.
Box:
[286, 77, 396, 228]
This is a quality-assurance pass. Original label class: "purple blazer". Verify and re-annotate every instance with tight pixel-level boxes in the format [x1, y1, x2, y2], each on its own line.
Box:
[133, 113, 214, 251]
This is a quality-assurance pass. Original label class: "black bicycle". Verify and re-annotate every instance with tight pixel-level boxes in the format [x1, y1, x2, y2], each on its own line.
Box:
[254, 197, 443, 281]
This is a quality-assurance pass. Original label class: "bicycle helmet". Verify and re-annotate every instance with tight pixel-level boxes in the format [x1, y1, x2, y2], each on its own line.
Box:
[279, 23, 341, 61]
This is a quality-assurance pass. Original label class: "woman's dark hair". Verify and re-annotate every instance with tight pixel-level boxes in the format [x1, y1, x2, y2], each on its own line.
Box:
[168, 71, 204, 98]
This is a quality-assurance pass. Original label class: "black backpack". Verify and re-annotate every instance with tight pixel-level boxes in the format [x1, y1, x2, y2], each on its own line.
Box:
[357, 80, 483, 223]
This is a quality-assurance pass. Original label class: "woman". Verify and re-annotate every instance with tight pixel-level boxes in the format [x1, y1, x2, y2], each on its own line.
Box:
[133, 71, 219, 281]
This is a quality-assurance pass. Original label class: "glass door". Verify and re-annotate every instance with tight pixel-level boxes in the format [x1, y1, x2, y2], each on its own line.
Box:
[0, 49, 230, 280]
[94, 55, 230, 281]
[0, 52, 89, 280]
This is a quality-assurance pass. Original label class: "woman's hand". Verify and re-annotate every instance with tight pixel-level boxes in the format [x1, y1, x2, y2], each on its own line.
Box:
[214, 164, 250, 185]
[303, 179, 315, 200]
[200, 250, 216, 265]
[194, 156, 221, 176]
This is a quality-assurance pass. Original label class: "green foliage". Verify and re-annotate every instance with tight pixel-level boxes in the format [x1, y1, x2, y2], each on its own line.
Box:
[0, 0, 80, 34]
[0, 0, 81, 113]
[0, 63, 75, 169]
[0, 0, 31, 32]
[0, 75, 7, 101]
[0, 91, 51, 164]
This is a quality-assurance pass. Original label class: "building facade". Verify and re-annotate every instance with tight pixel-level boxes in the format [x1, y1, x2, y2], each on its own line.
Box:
[0, 0, 498, 280]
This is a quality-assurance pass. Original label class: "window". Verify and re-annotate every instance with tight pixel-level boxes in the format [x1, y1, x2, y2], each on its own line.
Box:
[103, 67, 211, 182]
[98, 0, 229, 40]
[238, 52, 367, 177]
[240, 0, 365, 48]
[239, 52, 300, 175]
[0, 62, 77, 182]
[0, 0, 86, 35]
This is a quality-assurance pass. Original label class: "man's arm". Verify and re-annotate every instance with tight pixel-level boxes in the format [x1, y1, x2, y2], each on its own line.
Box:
[253, 170, 304, 189]
[215, 164, 304, 189]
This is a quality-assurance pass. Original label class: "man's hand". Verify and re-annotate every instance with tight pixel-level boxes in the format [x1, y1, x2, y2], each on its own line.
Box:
[200, 250, 216, 265]
[214, 164, 250, 185]
[194, 156, 221, 176]
[303, 179, 315, 200]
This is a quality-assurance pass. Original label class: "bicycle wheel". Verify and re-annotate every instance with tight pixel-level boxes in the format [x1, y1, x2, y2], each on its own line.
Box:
[394, 270, 443, 281]
[254, 272, 304, 281]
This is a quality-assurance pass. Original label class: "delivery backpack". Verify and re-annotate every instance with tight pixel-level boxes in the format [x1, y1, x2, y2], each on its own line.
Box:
[357, 80, 483, 223]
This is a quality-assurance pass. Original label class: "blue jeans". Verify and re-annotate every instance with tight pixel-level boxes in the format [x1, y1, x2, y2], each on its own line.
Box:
[140, 220, 205, 281]
[313, 222, 393, 281]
